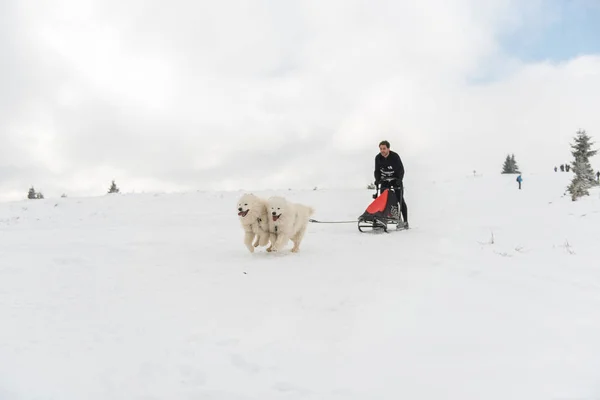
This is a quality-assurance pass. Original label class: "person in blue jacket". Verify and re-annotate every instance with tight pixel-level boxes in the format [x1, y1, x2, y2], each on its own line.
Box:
[516, 174, 522, 190]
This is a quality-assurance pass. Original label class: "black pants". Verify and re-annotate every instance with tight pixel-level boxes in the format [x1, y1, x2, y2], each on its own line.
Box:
[380, 184, 408, 223]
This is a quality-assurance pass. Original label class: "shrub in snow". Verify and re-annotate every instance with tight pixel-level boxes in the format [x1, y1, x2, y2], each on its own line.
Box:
[27, 186, 44, 200]
[108, 180, 120, 194]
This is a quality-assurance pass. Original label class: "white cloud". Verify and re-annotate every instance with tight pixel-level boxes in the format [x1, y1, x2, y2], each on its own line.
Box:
[1, 0, 600, 200]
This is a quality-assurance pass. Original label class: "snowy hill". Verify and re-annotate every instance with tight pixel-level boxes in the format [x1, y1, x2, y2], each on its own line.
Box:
[1, 172, 600, 400]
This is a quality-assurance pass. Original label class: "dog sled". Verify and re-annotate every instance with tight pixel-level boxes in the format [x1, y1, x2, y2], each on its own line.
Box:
[308, 184, 408, 233]
[357, 186, 404, 233]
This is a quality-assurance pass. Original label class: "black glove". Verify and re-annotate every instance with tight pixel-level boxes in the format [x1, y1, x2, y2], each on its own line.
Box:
[374, 180, 380, 186]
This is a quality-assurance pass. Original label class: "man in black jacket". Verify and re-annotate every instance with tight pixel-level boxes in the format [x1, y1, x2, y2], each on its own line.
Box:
[374, 140, 408, 229]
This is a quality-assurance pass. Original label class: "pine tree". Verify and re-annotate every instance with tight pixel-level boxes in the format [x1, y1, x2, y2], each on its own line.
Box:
[108, 180, 120, 194]
[35, 192, 44, 199]
[501, 154, 520, 174]
[570, 130, 597, 183]
[568, 157, 591, 200]
[28, 187, 37, 199]
[501, 155, 512, 174]
[567, 129, 598, 201]
[510, 154, 520, 173]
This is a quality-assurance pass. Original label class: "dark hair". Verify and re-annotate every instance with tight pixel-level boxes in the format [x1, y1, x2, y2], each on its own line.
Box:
[379, 140, 390, 148]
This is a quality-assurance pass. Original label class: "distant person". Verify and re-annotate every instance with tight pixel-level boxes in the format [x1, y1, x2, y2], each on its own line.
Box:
[597, 171, 600, 183]
[560, 164, 565, 172]
[516, 174, 522, 190]
[566, 164, 570, 172]
[374, 140, 409, 229]
[554, 166, 557, 172]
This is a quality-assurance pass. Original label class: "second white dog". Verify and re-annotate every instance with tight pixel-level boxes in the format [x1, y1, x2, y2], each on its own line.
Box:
[266, 196, 314, 253]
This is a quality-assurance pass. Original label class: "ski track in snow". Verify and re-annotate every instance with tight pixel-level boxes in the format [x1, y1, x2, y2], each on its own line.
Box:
[1, 172, 600, 399]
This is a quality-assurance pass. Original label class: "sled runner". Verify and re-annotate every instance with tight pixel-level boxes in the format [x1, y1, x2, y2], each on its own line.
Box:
[357, 187, 403, 233]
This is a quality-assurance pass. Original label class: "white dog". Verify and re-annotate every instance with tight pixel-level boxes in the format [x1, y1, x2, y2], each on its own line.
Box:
[237, 193, 270, 253]
[266, 196, 315, 253]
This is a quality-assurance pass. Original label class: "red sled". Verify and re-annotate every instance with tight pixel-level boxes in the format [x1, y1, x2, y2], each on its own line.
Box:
[357, 188, 401, 233]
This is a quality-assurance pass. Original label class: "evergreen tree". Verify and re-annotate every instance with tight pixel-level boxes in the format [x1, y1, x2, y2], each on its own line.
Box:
[567, 129, 598, 201]
[568, 157, 591, 200]
[108, 180, 120, 194]
[570, 130, 597, 183]
[510, 154, 520, 173]
[27, 187, 45, 199]
[501, 154, 520, 174]
[501, 155, 512, 173]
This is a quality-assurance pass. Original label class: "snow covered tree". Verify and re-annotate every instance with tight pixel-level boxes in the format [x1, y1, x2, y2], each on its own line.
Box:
[567, 130, 598, 201]
[27, 187, 44, 199]
[501, 154, 520, 174]
[108, 180, 120, 194]
[568, 157, 592, 200]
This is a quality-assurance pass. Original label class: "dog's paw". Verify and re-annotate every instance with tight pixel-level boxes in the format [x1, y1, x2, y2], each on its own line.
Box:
[291, 248, 299, 253]
[253, 241, 259, 248]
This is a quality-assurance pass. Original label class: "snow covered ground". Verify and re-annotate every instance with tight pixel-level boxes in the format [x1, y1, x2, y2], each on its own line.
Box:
[1, 171, 600, 400]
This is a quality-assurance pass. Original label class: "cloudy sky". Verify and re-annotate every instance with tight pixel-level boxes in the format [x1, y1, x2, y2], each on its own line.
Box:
[2, 0, 600, 200]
